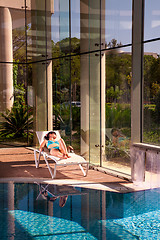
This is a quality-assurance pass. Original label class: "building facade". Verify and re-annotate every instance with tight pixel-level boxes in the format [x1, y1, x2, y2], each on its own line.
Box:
[0, 0, 160, 183]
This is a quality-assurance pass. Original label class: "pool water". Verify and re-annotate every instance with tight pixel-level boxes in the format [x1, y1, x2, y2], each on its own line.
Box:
[0, 183, 160, 240]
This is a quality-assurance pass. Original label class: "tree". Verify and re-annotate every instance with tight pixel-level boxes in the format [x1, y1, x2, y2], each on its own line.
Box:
[52, 38, 80, 104]
[106, 53, 132, 103]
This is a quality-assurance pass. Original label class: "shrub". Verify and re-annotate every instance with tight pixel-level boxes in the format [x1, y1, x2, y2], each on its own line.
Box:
[0, 100, 33, 139]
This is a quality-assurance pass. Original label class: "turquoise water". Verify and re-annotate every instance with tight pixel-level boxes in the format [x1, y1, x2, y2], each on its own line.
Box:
[0, 183, 160, 240]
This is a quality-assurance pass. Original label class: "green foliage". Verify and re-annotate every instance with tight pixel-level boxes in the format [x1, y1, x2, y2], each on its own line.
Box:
[144, 55, 160, 103]
[106, 53, 132, 103]
[143, 104, 160, 145]
[52, 38, 80, 104]
[13, 61, 26, 105]
[143, 130, 160, 145]
[106, 103, 131, 129]
[106, 86, 123, 102]
[0, 100, 33, 139]
[106, 38, 122, 48]
[154, 91, 160, 121]
[53, 103, 80, 133]
[72, 107, 80, 132]
[12, 25, 31, 62]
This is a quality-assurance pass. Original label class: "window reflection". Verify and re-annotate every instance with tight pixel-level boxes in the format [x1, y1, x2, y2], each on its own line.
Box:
[143, 42, 160, 145]
[144, 0, 160, 41]
[105, 0, 132, 46]
[104, 47, 131, 174]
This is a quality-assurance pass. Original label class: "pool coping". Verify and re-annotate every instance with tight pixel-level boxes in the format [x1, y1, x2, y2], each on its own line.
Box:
[0, 177, 159, 193]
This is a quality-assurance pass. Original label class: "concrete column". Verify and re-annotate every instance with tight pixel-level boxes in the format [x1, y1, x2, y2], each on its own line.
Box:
[46, 0, 53, 131]
[131, 0, 144, 143]
[131, 0, 144, 181]
[101, 0, 106, 163]
[80, 0, 105, 164]
[0, 7, 13, 112]
[80, 0, 90, 160]
[31, 0, 53, 136]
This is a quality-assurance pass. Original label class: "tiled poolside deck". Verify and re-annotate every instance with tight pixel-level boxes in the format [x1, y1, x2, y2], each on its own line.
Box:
[0, 147, 155, 193]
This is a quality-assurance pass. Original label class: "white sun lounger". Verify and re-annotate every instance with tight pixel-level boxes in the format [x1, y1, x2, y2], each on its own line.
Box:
[34, 130, 89, 179]
[35, 183, 86, 200]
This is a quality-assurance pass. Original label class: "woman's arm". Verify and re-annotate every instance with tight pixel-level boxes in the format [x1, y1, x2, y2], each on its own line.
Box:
[39, 140, 47, 151]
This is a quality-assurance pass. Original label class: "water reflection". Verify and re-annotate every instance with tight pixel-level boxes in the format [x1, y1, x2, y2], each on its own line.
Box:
[0, 183, 160, 240]
[36, 183, 84, 207]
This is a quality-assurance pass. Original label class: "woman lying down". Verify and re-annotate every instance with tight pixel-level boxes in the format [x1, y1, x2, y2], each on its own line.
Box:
[40, 131, 72, 159]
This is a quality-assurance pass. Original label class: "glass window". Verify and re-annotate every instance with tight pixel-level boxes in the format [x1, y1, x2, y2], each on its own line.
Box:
[52, 55, 81, 152]
[0, 63, 32, 146]
[51, 0, 70, 58]
[144, 0, 160, 41]
[29, 1, 47, 62]
[105, 0, 132, 48]
[11, 7, 26, 63]
[104, 46, 132, 175]
[143, 41, 160, 145]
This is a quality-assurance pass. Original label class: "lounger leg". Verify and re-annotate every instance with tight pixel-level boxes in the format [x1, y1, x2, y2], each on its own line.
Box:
[37, 151, 42, 168]
[85, 163, 89, 176]
[36, 183, 49, 200]
[34, 150, 42, 168]
[79, 163, 89, 177]
[34, 150, 37, 167]
[43, 154, 57, 179]
[34, 150, 39, 168]
[53, 165, 57, 179]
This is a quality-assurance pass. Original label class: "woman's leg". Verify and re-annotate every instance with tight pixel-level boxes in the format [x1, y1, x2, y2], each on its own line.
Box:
[50, 149, 67, 159]
[59, 138, 70, 157]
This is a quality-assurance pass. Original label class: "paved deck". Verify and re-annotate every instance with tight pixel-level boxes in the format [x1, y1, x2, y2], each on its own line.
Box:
[0, 147, 154, 193]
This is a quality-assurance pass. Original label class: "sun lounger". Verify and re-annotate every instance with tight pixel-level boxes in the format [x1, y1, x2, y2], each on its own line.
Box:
[34, 130, 89, 179]
[35, 183, 86, 201]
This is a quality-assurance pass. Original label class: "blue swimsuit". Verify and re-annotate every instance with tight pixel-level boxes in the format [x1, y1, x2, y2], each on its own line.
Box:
[47, 140, 60, 150]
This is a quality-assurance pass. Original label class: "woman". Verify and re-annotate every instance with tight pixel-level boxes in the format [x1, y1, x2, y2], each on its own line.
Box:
[40, 131, 71, 159]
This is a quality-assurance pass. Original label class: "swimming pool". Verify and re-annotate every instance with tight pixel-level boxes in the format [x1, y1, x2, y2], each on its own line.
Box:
[0, 183, 160, 240]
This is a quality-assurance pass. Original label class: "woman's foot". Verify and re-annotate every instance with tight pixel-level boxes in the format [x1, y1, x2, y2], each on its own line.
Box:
[61, 154, 68, 159]
[59, 195, 68, 207]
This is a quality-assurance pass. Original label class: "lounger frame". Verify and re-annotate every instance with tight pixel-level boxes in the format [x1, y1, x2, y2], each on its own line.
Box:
[34, 131, 89, 179]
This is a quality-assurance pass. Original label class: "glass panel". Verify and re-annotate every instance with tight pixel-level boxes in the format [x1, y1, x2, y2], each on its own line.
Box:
[26, 1, 32, 62]
[0, 63, 32, 147]
[32, 62, 48, 132]
[80, 53, 89, 161]
[88, 0, 101, 52]
[0, 63, 14, 116]
[89, 53, 101, 165]
[51, 0, 70, 57]
[59, 0, 69, 43]
[0, 4, 26, 63]
[70, 55, 81, 153]
[51, 0, 60, 44]
[143, 41, 160, 145]
[71, 0, 80, 41]
[103, 47, 131, 177]
[12, 6, 26, 63]
[105, 0, 132, 47]
[144, 0, 160, 41]
[52, 55, 81, 153]
[88, 0, 101, 165]
[52, 0, 74, 144]
[29, 1, 47, 62]
[52, 58, 70, 137]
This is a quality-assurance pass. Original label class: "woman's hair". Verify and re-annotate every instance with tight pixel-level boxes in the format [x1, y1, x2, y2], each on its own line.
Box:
[44, 131, 56, 140]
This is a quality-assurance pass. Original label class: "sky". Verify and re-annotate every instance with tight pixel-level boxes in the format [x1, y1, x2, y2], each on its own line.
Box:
[51, 0, 160, 54]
